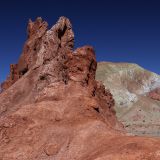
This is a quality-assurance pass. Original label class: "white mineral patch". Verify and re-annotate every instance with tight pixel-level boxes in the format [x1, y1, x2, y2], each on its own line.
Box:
[111, 89, 137, 107]
[137, 73, 160, 94]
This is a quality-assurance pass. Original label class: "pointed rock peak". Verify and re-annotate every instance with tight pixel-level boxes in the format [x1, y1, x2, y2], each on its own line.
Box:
[27, 17, 48, 39]
[54, 16, 73, 30]
[1, 16, 74, 91]
[50, 16, 74, 50]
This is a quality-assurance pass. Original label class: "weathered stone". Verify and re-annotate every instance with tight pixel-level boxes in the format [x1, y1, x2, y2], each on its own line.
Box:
[44, 144, 59, 156]
[1, 16, 74, 91]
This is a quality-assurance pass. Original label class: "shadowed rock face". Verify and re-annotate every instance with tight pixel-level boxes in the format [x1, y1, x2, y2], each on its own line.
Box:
[0, 17, 160, 160]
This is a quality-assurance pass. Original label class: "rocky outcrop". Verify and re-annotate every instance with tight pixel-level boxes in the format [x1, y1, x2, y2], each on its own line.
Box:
[1, 16, 74, 91]
[17, 17, 48, 75]
[0, 17, 160, 160]
[1, 64, 19, 90]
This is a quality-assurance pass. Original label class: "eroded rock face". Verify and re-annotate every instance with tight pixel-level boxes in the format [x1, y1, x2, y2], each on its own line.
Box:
[18, 17, 48, 74]
[1, 64, 19, 90]
[0, 17, 160, 160]
[1, 16, 74, 91]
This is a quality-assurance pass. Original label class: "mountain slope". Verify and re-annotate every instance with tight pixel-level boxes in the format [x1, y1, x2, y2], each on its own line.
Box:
[96, 62, 160, 136]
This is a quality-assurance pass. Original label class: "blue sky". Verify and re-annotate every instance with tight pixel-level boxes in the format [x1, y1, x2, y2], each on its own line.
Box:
[0, 0, 160, 82]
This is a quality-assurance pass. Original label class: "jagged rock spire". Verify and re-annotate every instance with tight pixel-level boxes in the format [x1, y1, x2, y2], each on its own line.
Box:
[1, 17, 74, 91]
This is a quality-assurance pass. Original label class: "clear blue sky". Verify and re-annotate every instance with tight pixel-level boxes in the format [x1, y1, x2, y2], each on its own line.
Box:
[0, 0, 160, 82]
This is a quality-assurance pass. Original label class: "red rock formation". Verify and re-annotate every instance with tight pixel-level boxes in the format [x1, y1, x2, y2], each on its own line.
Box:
[148, 88, 160, 101]
[1, 17, 74, 91]
[1, 17, 48, 91]
[18, 17, 48, 74]
[0, 17, 160, 160]
[1, 64, 19, 90]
